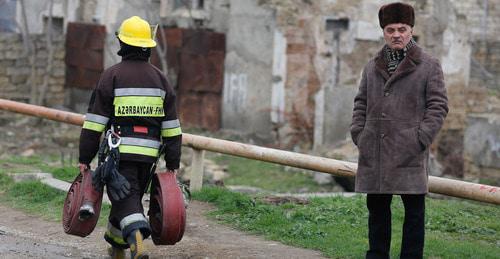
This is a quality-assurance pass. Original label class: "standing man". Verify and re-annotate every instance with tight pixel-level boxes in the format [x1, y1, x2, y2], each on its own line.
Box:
[78, 16, 182, 259]
[350, 2, 448, 259]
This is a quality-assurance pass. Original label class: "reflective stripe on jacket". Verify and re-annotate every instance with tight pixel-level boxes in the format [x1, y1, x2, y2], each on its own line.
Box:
[79, 57, 182, 169]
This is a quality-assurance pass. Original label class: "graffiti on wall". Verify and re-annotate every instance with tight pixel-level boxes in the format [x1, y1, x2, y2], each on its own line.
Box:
[223, 72, 248, 112]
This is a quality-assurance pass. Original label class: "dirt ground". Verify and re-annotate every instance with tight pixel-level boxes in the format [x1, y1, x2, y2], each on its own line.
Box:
[0, 117, 329, 258]
[0, 201, 327, 259]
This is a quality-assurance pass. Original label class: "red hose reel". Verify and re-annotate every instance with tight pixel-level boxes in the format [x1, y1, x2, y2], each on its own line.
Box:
[148, 171, 186, 245]
[62, 169, 186, 245]
[62, 169, 103, 237]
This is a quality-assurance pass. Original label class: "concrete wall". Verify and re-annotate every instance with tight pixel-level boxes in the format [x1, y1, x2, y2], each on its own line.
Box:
[464, 114, 500, 184]
[221, 0, 276, 141]
[465, 114, 500, 169]
[450, 0, 500, 180]
[459, 0, 500, 93]
[321, 0, 384, 149]
[14, 0, 80, 34]
[453, 0, 499, 41]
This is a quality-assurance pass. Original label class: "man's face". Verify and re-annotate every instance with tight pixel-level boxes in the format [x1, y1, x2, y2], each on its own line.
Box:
[383, 23, 413, 50]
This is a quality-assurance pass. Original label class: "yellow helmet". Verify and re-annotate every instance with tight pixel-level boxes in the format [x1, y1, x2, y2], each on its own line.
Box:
[116, 16, 157, 48]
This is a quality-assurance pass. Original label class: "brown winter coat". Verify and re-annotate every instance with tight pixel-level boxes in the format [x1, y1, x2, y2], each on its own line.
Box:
[350, 45, 448, 194]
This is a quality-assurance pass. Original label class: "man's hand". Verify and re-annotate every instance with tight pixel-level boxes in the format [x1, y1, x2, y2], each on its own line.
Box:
[78, 163, 90, 172]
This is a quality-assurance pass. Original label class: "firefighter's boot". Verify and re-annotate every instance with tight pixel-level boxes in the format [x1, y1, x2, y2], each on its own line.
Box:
[127, 230, 148, 259]
[107, 246, 126, 259]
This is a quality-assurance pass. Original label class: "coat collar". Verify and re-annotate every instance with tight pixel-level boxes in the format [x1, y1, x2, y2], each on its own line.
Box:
[374, 43, 423, 89]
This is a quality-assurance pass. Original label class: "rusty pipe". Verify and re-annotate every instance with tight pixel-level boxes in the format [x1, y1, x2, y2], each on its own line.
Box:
[1, 98, 499, 205]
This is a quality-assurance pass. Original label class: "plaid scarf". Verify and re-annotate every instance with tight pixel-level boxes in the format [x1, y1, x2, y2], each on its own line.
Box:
[384, 38, 416, 75]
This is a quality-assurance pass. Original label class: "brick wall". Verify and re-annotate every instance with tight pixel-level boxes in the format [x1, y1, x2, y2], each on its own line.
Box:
[0, 33, 65, 107]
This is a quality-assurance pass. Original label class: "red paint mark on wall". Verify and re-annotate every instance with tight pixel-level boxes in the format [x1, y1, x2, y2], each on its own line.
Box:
[479, 185, 497, 193]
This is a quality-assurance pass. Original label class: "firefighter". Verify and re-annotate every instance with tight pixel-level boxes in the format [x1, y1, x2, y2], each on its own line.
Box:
[78, 16, 182, 259]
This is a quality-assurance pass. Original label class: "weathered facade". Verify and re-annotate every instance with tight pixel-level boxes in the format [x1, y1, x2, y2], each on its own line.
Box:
[0, 0, 498, 183]
[453, 0, 500, 183]
[0, 0, 84, 108]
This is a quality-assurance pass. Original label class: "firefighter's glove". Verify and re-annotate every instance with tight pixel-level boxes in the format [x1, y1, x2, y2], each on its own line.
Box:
[92, 165, 105, 192]
[106, 166, 131, 201]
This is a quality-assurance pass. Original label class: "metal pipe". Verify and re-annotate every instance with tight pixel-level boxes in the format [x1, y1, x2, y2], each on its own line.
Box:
[183, 134, 357, 178]
[1, 98, 499, 205]
[0, 98, 84, 126]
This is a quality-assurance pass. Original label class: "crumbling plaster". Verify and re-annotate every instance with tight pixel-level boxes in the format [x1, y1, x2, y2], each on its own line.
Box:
[3, 0, 499, 181]
[221, 0, 276, 141]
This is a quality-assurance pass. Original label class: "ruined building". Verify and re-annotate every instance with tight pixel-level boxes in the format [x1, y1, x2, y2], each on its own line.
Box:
[0, 0, 498, 184]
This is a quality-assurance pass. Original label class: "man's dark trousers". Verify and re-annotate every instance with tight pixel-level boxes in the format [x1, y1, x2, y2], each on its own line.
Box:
[365, 194, 425, 259]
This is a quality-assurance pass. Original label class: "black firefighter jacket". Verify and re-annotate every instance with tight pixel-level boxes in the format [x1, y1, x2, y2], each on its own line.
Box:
[79, 55, 181, 170]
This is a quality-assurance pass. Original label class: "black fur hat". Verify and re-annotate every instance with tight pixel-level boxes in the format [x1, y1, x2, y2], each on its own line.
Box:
[378, 2, 415, 28]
